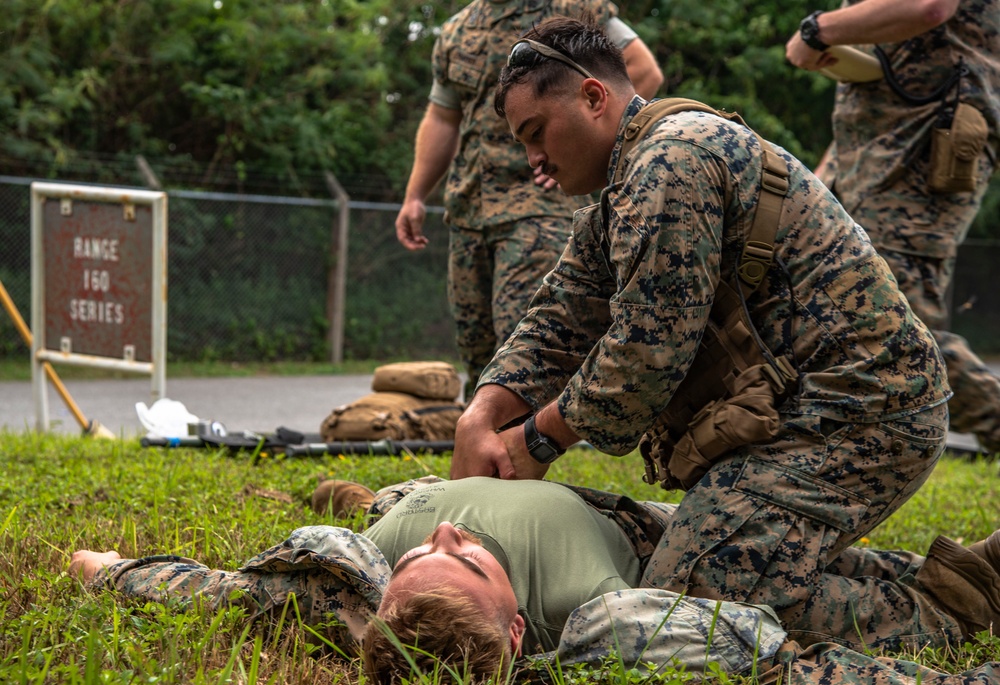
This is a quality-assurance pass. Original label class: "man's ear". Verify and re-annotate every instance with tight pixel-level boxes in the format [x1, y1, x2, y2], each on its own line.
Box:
[509, 613, 526, 656]
[581, 79, 608, 118]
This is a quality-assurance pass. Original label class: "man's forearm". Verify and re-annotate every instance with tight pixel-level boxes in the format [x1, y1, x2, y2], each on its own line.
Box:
[93, 556, 250, 610]
[404, 102, 462, 203]
[809, 0, 958, 47]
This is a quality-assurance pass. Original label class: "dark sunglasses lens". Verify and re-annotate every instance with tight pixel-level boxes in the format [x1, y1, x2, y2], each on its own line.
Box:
[507, 42, 538, 68]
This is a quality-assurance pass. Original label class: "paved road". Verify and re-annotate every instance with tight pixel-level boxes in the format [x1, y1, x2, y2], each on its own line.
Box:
[0, 370, 988, 452]
[0, 374, 375, 438]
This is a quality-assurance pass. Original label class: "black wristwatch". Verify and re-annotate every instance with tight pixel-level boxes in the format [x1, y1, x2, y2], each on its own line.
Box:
[523, 414, 565, 464]
[799, 11, 829, 52]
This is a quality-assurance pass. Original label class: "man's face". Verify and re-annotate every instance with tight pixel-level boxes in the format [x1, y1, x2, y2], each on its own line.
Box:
[381, 522, 520, 636]
[505, 79, 610, 196]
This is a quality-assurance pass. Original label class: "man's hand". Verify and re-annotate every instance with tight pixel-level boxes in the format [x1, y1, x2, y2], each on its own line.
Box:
[395, 199, 430, 251]
[451, 420, 516, 479]
[785, 33, 839, 71]
[498, 425, 551, 480]
[69, 550, 122, 583]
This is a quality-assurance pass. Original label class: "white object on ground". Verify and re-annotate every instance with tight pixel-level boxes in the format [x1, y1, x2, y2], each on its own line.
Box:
[135, 398, 201, 438]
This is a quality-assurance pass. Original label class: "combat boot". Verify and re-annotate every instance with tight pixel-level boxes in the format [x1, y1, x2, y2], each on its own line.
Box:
[311, 480, 376, 517]
[916, 534, 1000, 636]
[968, 530, 1000, 573]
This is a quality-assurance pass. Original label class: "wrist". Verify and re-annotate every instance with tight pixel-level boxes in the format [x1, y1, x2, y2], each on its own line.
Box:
[799, 10, 829, 52]
[523, 414, 566, 464]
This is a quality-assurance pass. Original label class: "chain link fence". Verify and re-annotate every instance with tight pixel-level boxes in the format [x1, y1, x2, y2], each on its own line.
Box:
[2, 166, 999, 368]
[0, 173, 455, 364]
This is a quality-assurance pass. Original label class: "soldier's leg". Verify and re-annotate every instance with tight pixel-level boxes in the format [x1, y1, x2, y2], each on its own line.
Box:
[448, 226, 495, 400]
[761, 638, 1000, 685]
[880, 244, 1000, 452]
[640, 404, 985, 652]
[935, 329, 1000, 453]
[489, 215, 573, 347]
[824, 545, 923, 583]
[853, 153, 1000, 451]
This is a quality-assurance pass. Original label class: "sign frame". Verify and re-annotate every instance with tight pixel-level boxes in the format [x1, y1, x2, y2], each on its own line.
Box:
[30, 182, 167, 432]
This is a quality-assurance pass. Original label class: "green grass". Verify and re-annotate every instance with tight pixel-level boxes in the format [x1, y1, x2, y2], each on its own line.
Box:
[1, 432, 999, 683]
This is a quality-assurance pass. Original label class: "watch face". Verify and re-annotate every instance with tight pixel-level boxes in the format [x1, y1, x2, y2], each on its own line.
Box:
[801, 12, 826, 50]
[531, 441, 560, 464]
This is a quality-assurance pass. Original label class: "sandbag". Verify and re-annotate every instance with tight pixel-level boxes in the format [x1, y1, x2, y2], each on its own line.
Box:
[320, 391, 463, 442]
[370, 361, 462, 401]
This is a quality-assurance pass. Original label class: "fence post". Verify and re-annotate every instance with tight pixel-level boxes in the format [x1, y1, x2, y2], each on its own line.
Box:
[135, 155, 163, 191]
[324, 171, 349, 364]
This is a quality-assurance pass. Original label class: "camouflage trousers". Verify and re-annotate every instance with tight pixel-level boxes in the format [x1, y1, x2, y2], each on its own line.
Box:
[762, 640, 1000, 685]
[641, 403, 954, 653]
[846, 152, 1000, 452]
[448, 215, 571, 399]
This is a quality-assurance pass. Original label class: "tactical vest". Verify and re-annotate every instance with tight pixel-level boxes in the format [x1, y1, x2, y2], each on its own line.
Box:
[616, 99, 800, 491]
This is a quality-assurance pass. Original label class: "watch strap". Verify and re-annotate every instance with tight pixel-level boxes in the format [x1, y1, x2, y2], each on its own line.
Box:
[800, 11, 829, 52]
[524, 414, 564, 464]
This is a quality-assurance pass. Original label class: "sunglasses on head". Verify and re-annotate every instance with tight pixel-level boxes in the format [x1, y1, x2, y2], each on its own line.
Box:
[506, 39, 596, 80]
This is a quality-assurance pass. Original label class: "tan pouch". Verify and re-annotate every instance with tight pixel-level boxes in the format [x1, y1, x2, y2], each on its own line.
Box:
[639, 363, 784, 491]
[320, 391, 463, 442]
[665, 364, 781, 489]
[929, 102, 988, 194]
[370, 361, 461, 401]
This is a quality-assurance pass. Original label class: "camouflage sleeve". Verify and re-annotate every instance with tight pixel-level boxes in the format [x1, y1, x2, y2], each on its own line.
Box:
[479, 204, 617, 409]
[430, 31, 449, 90]
[530, 589, 786, 676]
[484, 137, 726, 454]
[90, 555, 268, 614]
[89, 526, 390, 645]
[553, 0, 617, 24]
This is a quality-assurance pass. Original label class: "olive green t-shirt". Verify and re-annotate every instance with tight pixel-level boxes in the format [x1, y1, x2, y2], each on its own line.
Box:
[366, 477, 641, 652]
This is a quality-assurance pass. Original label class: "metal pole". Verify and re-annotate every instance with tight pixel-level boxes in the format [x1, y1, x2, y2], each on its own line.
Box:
[324, 171, 349, 364]
[135, 155, 163, 191]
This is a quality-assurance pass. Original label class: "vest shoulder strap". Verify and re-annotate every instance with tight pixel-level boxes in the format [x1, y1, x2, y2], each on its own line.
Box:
[611, 97, 790, 297]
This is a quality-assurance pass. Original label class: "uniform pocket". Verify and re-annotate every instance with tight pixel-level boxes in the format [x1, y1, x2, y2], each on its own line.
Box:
[445, 39, 487, 91]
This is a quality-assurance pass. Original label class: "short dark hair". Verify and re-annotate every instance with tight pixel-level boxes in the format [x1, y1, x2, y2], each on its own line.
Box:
[361, 590, 513, 685]
[495, 16, 630, 117]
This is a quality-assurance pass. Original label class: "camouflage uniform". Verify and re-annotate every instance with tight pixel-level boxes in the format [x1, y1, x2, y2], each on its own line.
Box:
[828, 0, 1000, 451]
[431, 0, 618, 397]
[479, 97, 960, 652]
[87, 478, 1000, 682]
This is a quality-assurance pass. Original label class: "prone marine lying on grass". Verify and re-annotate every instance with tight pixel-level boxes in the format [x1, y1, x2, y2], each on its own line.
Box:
[72, 476, 1000, 684]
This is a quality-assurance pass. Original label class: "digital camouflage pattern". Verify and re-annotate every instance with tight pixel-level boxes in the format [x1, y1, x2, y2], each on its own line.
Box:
[554, 591, 1000, 684]
[87, 477, 1000, 683]
[90, 526, 391, 648]
[543, 589, 786, 674]
[431, 0, 614, 230]
[479, 97, 961, 650]
[829, 0, 1000, 451]
[641, 406, 958, 653]
[481, 98, 951, 453]
[432, 0, 618, 396]
[449, 216, 575, 397]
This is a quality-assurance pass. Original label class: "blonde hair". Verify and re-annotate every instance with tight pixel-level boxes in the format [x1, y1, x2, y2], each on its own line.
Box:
[361, 590, 513, 684]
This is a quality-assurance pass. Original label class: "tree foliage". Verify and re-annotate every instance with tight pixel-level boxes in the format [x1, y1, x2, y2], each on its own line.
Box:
[1, 0, 844, 194]
[0, 0, 462, 196]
